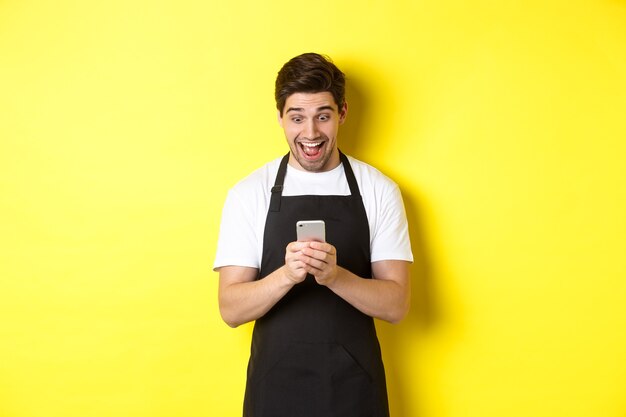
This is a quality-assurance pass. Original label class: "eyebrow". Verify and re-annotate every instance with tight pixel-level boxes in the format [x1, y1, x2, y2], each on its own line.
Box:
[286, 105, 336, 114]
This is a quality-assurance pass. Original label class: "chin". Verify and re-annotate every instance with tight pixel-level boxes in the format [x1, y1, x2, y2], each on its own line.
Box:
[289, 143, 336, 172]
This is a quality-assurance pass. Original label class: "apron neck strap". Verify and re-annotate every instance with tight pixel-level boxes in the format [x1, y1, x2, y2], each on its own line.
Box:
[268, 150, 360, 213]
[339, 151, 360, 197]
[269, 153, 290, 212]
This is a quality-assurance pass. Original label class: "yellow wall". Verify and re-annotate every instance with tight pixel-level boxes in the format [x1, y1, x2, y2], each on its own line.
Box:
[1, 1, 625, 416]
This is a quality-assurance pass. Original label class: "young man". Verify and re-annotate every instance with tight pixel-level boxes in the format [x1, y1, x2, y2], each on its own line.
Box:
[214, 53, 413, 417]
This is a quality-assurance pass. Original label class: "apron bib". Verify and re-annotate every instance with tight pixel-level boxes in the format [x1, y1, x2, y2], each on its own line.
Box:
[244, 152, 389, 417]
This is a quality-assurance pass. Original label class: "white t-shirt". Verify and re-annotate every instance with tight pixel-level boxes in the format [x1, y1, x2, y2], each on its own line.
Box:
[213, 154, 413, 270]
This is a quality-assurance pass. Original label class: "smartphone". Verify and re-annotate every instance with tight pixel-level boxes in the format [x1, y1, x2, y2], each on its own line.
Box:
[296, 220, 326, 242]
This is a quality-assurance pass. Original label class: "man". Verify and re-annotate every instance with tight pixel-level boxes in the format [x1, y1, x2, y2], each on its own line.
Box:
[214, 53, 413, 417]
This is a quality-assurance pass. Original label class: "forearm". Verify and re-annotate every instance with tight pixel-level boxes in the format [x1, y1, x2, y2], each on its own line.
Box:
[325, 266, 410, 324]
[218, 266, 295, 328]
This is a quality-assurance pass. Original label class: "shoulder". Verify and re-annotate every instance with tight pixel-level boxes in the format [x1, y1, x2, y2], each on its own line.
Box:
[228, 156, 283, 199]
[344, 154, 406, 225]
[345, 155, 399, 194]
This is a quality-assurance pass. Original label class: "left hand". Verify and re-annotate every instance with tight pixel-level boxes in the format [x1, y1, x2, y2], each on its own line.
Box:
[299, 241, 338, 286]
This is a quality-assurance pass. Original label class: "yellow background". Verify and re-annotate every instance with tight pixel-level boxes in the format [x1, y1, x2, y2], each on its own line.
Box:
[1, 1, 625, 416]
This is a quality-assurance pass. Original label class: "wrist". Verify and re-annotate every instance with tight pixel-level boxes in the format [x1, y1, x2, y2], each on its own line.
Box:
[279, 265, 301, 286]
[320, 266, 342, 289]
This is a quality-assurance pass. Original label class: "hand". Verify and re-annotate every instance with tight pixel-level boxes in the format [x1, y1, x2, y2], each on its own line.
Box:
[283, 241, 311, 284]
[300, 241, 338, 286]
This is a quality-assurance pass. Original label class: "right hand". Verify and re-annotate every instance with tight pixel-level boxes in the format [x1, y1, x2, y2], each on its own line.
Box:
[283, 241, 311, 284]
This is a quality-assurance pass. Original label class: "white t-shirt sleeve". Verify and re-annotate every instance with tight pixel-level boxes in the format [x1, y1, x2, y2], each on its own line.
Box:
[370, 182, 413, 263]
[213, 187, 260, 271]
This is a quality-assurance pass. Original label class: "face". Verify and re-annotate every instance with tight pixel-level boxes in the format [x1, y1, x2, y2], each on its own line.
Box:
[278, 92, 347, 172]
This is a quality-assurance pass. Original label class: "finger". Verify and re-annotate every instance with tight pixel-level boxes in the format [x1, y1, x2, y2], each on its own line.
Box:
[303, 256, 328, 271]
[302, 263, 324, 276]
[308, 241, 336, 255]
[301, 247, 333, 263]
[288, 259, 307, 270]
[287, 241, 311, 253]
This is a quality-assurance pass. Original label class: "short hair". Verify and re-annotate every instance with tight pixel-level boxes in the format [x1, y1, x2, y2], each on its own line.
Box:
[275, 53, 346, 116]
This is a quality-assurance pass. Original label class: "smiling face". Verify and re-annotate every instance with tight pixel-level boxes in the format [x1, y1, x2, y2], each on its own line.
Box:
[278, 92, 347, 172]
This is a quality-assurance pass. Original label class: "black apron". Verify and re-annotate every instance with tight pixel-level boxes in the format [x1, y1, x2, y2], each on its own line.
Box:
[243, 152, 390, 417]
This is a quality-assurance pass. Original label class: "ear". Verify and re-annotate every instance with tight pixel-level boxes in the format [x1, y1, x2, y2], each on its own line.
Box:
[277, 109, 283, 127]
[338, 101, 348, 125]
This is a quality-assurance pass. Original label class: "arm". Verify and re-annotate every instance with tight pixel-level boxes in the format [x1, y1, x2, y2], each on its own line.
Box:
[299, 242, 410, 324]
[217, 241, 313, 328]
[218, 266, 292, 328]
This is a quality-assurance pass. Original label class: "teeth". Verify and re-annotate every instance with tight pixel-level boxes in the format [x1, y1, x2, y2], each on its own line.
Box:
[302, 142, 322, 147]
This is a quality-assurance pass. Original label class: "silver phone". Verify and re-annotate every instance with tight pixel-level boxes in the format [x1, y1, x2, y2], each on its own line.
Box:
[296, 220, 326, 242]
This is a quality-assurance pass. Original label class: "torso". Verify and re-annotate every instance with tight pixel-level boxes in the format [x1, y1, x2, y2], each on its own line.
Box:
[243, 152, 390, 417]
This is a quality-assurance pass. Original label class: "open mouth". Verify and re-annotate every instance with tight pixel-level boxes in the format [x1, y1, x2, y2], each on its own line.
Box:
[299, 141, 325, 160]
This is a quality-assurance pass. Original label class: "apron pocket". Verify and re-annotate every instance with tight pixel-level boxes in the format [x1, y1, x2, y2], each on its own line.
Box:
[250, 343, 376, 417]
[257, 343, 325, 416]
[331, 344, 375, 417]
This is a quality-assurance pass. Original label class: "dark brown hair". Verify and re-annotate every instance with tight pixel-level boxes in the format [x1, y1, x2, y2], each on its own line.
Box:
[275, 53, 346, 116]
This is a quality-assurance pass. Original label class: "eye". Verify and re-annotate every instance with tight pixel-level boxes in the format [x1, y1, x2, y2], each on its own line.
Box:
[318, 114, 330, 121]
[291, 116, 303, 123]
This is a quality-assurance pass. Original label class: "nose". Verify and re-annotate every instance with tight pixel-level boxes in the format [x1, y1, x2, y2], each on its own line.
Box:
[303, 119, 319, 139]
